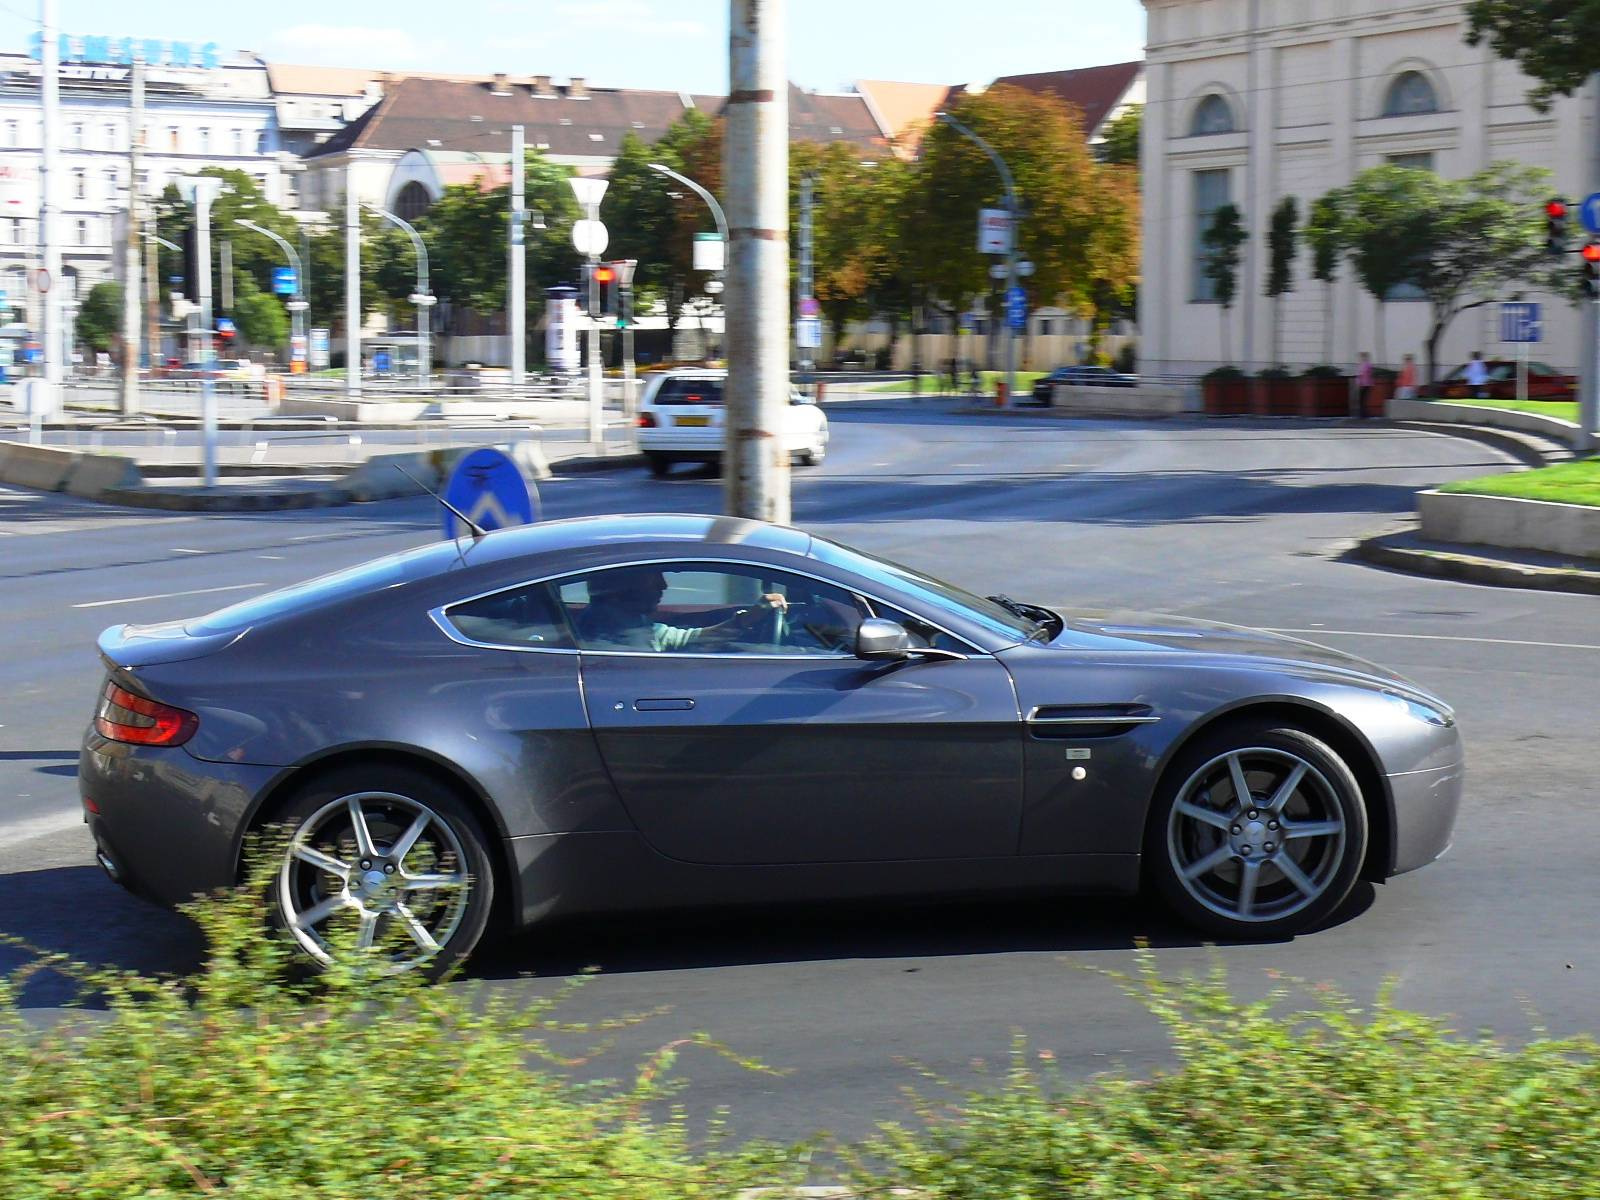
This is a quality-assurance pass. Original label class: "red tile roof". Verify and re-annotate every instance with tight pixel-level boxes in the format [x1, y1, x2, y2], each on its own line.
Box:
[990, 61, 1142, 136]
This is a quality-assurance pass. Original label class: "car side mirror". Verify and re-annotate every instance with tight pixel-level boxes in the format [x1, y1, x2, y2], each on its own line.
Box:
[855, 618, 914, 660]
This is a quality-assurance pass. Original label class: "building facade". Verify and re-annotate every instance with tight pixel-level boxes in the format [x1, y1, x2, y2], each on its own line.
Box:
[1139, 0, 1590, 377]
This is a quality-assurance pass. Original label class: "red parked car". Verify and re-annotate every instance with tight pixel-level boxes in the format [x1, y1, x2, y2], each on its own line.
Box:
[1424, 359, 1575, 401]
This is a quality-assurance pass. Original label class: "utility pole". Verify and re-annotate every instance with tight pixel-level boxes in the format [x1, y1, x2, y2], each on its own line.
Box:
[1582, 74, 1600, 453]
[119, 54, 143, 415]
[177, 176, 222, 486]
[568, 176, 609, 449]
[40, 0, 60, 400]
[236, 218, 306, 374]
[797, 171, 815, 387]
[345, 165, 360, 399]
[725, 0, 791, 524]
[509, 123, 526, 391]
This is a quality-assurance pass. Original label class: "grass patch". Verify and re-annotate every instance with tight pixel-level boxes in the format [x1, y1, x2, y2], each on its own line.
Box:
[6, 873, 1600, 1197]
[867, 370, 1046, 395]
[1440, 459, 1600, 506]
[1441, 397, 1579, 422]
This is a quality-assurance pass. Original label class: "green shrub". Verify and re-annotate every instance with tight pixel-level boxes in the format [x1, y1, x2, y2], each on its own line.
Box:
[1302, 363, 1345, 379]
[0, 865, 798, 1198]
[1202, 365, 1245, 382]
[1257, 365, 1294, 380]
[855, 953, 1600, 1198]
[1113, 344, 1137, 374]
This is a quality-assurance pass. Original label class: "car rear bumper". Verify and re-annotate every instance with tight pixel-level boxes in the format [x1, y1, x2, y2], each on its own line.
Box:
[1386, 760, 1464, 876]
[639, 430, 824, 454]
[79, 733, 279, 908]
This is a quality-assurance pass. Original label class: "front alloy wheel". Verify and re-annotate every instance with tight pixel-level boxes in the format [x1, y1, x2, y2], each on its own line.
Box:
[1150, 725, 1367, 938]
[271, 767, 494, 977]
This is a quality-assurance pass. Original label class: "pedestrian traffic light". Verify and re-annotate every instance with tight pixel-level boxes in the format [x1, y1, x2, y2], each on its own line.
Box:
[1582, 242, 1600, 298]
[1547, 199, 1569, 255]
[617, 283, 634, 330]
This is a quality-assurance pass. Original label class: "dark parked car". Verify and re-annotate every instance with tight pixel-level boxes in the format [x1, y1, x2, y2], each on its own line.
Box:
[1424, 359, 1575, 401]
[1029, 365, 1139, 405]
[82, 515, 1462, 976]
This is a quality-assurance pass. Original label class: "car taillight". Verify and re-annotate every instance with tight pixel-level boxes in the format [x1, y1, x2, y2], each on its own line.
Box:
[95, 682, 198, 747]
[637, 413, 658, 428]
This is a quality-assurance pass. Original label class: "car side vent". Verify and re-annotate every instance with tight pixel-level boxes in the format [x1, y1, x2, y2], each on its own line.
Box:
[1027, 704, 1158, 739]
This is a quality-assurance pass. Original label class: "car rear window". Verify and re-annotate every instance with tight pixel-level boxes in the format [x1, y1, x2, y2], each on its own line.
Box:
[654, 378, 725, 406]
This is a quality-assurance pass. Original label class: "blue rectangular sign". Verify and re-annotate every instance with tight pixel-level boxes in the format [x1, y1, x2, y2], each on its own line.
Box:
[272, 266, 297, 296]
[1499, 302, 1542, 343]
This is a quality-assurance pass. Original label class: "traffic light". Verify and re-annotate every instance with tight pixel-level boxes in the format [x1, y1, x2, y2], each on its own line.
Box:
[588, 263, 618, 319]
[1582, 242, 1600, 298]
[618, 282, 634, 330]
[1546, 198, 1569, 255]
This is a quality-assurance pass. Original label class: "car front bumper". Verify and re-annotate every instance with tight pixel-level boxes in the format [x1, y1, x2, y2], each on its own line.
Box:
[1386, 759, 1464, 876]
[79, 733, 280, 908]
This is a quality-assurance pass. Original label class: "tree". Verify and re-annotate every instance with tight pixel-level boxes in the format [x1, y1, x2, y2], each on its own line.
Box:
[1337, 161, 1559, 381]
[1465, 1, 1600, 111]
[1265, 196, 1300, 369]
[76, 281, 121, 354]
[1097, 104, 1142, 170]
[151, 168, 301, 306]
[231, 275, 288, 350]
[1305, 191, 1346, 365]
[1201, 203, 1246, 363]
[903, 86, 1140, 352]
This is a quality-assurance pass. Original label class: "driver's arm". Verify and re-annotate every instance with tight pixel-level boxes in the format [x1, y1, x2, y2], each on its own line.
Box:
[698, 593, 788, 645]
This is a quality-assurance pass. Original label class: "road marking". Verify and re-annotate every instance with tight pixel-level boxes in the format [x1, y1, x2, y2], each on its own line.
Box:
[258, 554, 285, 560]
[72, 582, 264, 610]
[1266, 628, 1600, 653]
[171, 548, 205, 555]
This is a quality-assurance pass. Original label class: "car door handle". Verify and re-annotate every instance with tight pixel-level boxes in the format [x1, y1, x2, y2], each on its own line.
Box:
[634, 698, 695, 712]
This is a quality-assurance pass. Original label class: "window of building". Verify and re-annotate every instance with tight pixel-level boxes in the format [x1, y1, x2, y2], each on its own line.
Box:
[1190, 93, 1236, 136]
[198, 127, 210, 154]
[76, 219, 89, 246]
[9, 218, 20, 245]
[1192, 168, 1231, 302]
[168, 126, 181, 151]
[104, 122, 116, 150]
[1387, 151, 1435, 173]
[394, 181, 432, 222]
[1384, 71, 1439, 117]
[72, 169, 86, 200]
[257, 131, 269, 154]
[104, 167, 119, 199]
[69, 121, 83, 149]
[232, 128, 244, 155]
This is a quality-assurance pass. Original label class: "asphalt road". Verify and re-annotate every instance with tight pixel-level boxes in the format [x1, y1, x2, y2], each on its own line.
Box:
[3, 403, 1596, 1145]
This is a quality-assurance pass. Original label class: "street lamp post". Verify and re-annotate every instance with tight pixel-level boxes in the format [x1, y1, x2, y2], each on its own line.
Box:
[176, 175, 224, 486]
[365, 204, 434, 389]
[936, 111, 1020, 410]
[235, 218, 309, 375]
[569, 175, 609, 450]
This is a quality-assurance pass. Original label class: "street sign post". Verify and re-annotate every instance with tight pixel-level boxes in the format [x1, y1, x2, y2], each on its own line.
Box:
[978, 208, 1012, 255]
[272, 266, 297, 296]
[1499, 302, 1542, 343]
[796, 316, 822, 349]
[441, 447, 537, 540]
[1006, 285, 1028, 332]
[309, 327, 329, 370]
[1581, 193, 1600, 236]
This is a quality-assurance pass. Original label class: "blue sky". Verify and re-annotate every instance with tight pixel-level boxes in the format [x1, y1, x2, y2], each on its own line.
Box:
[0, 0, 1146, 94]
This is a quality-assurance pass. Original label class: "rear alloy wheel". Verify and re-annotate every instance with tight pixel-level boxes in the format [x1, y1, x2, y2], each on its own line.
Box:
[270, 767, 494, 978]
[1148, 725, 1367, 939]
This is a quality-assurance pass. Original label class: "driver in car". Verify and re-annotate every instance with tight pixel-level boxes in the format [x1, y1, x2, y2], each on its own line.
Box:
[576, 570, 787, 652]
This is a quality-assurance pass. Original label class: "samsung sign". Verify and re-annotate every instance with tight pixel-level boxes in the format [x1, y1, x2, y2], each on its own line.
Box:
[27, 33, 222, 71]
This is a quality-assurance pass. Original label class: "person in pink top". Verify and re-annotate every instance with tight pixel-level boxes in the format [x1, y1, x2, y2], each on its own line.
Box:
[1355, 352, 1374, 420]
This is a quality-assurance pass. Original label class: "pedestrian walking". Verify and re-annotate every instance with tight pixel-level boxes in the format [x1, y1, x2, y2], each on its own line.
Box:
[1397, 354, 1418, 400]
[1465, 351, 1490, 399]
[1355, 351, 1374, 419]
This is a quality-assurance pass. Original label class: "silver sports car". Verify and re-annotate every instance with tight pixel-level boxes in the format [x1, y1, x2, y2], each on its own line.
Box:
[81, 514, 1463, 975]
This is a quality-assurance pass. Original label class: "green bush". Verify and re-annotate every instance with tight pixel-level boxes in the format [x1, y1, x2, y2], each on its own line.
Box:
[856, 954, 1600, 1198]
[1257, 365, 1294, 380]
[1202, 365, 1245, 382]
[1113, 344, 1136, 374]
[0, 866, 797, 1198]
[1302, 363, 1346, 379]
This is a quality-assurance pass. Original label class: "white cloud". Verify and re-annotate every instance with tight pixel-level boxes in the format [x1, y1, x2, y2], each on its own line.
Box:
[266, 25, 428, 67]
[550, 0, 707, 38]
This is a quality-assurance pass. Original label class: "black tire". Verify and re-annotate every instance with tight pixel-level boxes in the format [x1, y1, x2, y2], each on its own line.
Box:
[797, 443, 825, 467]
[1145, 722, 1367, 940]
[262, 764, 496, 980]
[645, 452, 672, 477]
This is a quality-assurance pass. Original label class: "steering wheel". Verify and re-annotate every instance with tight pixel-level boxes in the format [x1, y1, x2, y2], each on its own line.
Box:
[755, 600, 789, 650]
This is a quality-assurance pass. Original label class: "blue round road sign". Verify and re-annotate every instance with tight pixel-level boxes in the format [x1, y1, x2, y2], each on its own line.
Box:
[441, 448, 536, 539]
[1581, 193, 1600, 236]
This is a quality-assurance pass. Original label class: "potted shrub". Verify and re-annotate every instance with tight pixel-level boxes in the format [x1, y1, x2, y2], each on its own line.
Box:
[1203, 365, 1248, 414]
[1255, 366, 1297, 416]
[1368, 366, 1398, 418]
[1298, 364, 1348, 417]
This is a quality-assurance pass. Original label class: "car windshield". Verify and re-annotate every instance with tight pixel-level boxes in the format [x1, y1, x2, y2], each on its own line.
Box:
[654, 377, 725, 405]
[808, 537, 1042, 643]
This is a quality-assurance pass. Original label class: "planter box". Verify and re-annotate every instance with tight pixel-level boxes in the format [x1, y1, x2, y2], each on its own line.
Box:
[1420, 489, 1600, 560]
[1298, 377, 1349, 418]
[1203, 378, 1251, 415]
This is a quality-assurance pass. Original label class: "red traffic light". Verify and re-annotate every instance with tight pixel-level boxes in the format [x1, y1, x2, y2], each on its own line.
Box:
[1581, 243, 1600, 263]
[1548, 200, 1569, 219]
[593, 265, 618, 284]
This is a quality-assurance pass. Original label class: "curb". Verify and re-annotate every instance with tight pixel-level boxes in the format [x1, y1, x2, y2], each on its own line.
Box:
[1393, 420, 1572, 470]
[1351, 529, 1600, 596]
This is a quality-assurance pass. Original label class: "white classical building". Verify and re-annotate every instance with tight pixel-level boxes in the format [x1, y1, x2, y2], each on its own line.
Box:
[1139, 0, 1593, 377]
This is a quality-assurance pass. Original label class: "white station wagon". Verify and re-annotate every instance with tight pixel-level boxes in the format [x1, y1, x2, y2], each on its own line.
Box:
[636, 369, 829, 477]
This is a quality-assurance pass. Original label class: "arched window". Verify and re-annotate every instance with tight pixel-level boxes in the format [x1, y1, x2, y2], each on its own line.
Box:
[394, 181, 432, 222]
[1190, 93, 1236, 136]
[1384, 71, 1438, 117]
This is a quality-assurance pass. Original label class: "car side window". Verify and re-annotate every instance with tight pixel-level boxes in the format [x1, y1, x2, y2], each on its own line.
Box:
[555, 563, 869, 656]
[444, 583, 573, 649]
[867, 600, 972, 655]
